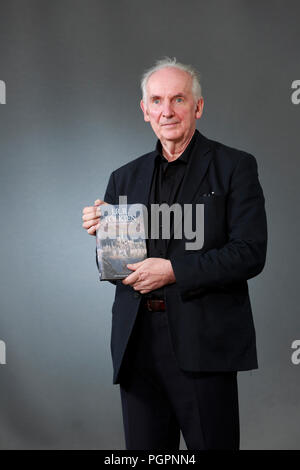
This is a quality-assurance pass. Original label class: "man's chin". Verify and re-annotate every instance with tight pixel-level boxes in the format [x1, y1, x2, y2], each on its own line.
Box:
[150, 124, 183, 143]
[160, 128, 183, 141]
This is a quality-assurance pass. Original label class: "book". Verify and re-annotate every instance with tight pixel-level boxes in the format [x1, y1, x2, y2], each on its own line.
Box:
[96, 204, 148, 281]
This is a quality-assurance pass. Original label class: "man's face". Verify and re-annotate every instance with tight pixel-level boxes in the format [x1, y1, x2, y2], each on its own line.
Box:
[140, 67, 204, 144]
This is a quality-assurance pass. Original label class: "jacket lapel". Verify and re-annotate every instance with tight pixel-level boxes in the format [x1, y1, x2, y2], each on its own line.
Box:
[176, 131, 212, 205]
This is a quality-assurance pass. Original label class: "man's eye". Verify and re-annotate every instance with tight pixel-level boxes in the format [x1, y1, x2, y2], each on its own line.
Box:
[176, 97, 183, 103]
[153, 99, 160, 104]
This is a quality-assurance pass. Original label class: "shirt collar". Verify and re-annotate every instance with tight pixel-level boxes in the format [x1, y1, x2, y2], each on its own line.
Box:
[155, 129, 198, 165]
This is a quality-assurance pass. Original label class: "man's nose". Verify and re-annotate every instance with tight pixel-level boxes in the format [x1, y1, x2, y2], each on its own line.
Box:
[162, 101, 174, 118]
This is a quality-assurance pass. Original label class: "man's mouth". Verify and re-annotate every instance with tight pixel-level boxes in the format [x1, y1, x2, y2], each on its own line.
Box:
[161, 122, 179, 127]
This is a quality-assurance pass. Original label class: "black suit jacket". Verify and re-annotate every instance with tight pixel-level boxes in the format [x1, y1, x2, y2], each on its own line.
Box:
[101, 131, 267, 384]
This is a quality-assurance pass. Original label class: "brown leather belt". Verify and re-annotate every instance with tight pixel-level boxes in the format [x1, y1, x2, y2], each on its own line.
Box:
[143, 299, 166, 312]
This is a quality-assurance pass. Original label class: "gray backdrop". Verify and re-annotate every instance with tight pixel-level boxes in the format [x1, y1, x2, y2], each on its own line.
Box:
[0, 0, 299, 450]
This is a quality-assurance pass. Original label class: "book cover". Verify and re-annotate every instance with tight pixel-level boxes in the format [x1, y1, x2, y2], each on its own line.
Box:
[96, 204, 148, 281]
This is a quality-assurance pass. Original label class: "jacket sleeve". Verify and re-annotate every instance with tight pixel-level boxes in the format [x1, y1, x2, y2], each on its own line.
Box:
[169, 154, 268, 299]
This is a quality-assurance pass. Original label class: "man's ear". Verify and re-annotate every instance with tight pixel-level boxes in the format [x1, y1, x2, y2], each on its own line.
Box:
[195, 97, 204, 120]
[140, 99, 150, 122]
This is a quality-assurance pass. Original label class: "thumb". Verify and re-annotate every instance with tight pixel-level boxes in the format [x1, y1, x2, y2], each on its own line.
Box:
[94, 199, 109, 206]
[127, 261, 144, 270]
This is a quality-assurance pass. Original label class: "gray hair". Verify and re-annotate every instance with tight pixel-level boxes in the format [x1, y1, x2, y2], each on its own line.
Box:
[141, 57, 202, 104]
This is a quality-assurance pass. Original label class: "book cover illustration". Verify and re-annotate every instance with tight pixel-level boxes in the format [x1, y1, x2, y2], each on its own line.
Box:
[96, 204, 147, 280]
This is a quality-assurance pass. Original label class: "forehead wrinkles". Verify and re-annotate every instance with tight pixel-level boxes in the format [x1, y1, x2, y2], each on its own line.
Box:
[146, 70, 193, 98]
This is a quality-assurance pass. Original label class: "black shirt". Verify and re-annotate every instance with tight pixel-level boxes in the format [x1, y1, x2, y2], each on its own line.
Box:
[144, 130, 197, 300]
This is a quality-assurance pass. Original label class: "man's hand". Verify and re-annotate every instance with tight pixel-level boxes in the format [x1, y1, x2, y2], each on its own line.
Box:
[82, 199, 108, 236]
[122, 258, 176, 294]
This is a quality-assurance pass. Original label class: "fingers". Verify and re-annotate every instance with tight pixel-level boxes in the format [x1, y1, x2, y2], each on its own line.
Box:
[82, 206, 101, 225]
[82, 199, 108, 236]
[82, 206, 99, 216]
[82, 217, 99, 229]
[126, 264, 136, 271]
[132, 282, 148, 290]
[82, 203, 100, 235]
[82, 199, 107, 215]
[86, 221, 100, 235]
[87, 225, 97, 235]
[127, 260, 145, 270]
[94, 199, 108, 206]
[122, 265, 153, 293]
[122, 270, 140, 285]
[132, 281, 152, 293]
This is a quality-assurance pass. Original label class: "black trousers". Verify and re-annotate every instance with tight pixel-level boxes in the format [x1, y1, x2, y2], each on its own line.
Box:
[119, 304, 240, 450]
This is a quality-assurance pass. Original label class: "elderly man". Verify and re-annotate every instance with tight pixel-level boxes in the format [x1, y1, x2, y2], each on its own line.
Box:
[82, 58, 267, 450]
